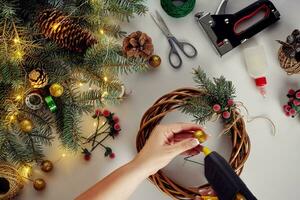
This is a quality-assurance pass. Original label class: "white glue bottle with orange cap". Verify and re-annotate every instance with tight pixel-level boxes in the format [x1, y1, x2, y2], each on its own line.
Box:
[243, 44, 268, 97]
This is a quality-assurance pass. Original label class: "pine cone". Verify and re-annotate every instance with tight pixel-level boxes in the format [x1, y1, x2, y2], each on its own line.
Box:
[278, 29, 300, 61]
[36, 8, 97, 52]
[122, 31, 154, 58]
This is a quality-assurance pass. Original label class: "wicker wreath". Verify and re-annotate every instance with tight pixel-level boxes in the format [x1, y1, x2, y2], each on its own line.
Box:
[0, 163, 24, 200]
[278, 47, 300, 75]
[136, 88, 251, 200]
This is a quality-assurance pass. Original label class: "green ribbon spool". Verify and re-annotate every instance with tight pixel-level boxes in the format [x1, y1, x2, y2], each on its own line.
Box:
[44, 96, 57, 113]
[161, 0, 196, 18]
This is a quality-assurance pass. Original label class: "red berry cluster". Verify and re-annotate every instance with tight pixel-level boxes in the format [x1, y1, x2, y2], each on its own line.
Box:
[212, 99, 235, 120]
[94, 108, 121, 136]
[83, 109, 121, 161]
[283, 89, 300, 117]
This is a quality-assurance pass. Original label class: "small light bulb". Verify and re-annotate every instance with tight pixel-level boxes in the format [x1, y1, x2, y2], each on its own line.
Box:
[52, 23, 61, 31]
[93, 122, 97, 127]
[89, 87, 92, 90]
[16, 95, 22, 100]
[103, 77, 108, 82]
[79, 82, 83, 87]
[10, 115, 15, 121]
[102, 91, 108, 97]
[62, 153, 66, 158]
[13, 37, 20, 44]
[100, 29, 104, 35]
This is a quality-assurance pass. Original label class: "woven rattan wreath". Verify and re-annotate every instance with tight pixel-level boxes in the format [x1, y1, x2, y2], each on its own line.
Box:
[136, 70, 251, 200]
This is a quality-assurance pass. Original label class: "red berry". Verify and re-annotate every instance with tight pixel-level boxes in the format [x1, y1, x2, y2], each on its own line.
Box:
[290, 109, 296, 115]
[293, 99, 300, 106]
[227, 99, 234, 106]
[284, 105, 291, 112]
[114, 123, 121, 131]
[95, 109, 102, 116]
[109, 153, 115, 159]
[222, 111, 231, 119]
[102, 109, 110, 117]
[212, 104, 221, 112]
[113, 115, 119, 123]
[114, 131, 120, 136]
[84, 154, 91, 161]
[288, 89, 296, 95]
[296, 92, 300, 99]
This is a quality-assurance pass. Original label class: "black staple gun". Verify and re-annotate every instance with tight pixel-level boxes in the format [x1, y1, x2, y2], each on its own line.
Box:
[195, 0, 280, 56]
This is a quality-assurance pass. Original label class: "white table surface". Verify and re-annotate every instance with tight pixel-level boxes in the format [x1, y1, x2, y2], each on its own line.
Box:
[20, 0, 300, 199]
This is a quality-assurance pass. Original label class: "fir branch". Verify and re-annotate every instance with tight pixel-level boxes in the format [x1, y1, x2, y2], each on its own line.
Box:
[181, 68, 236, 124]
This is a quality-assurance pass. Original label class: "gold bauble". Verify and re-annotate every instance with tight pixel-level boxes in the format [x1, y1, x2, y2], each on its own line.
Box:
[33, 178, 46, 191]
[20, 119, 33, 133]
[148, 55, 161, 68]
[49, 83, 64, 97]
[193, 130, 207, 143]
[40, 160, 53, 173]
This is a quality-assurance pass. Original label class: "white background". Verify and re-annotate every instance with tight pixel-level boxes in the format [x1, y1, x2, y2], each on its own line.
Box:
[19, 0, 300, 199]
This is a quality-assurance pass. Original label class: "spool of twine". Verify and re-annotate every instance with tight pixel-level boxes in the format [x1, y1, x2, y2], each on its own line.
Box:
[278, 46, 300, 75]
[0, 163, 24, 200]
[161, 0, 196, 18]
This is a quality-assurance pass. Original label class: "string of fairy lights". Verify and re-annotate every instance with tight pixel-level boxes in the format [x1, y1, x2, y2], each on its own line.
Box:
[1, 0, 120, 189]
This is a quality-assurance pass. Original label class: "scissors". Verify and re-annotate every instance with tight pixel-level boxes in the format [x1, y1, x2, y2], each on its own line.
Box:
[150, 11, 198, 68]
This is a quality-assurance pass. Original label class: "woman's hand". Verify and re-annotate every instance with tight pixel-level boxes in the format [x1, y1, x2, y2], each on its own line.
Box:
[133, 123, 203, 176]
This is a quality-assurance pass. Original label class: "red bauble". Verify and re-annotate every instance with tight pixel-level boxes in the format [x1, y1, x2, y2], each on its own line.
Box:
[113, 115, 119, 123]
[84, 154, 91, 161]
[222, 111, 231, 119]
[109, 153, 115, 159]
[212, 104, 221, 112]
[296, 92, 300, 99]
[103, 109, 110, 117]
[283, 104, 291, 112]
[114, 123, 121, 131]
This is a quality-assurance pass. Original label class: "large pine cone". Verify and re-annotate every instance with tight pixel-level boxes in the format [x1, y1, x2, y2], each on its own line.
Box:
[37, 8, 97, 52]
[122, 31, 154, 58]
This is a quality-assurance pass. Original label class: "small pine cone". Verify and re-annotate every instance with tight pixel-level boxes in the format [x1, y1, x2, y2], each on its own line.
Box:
[36, 8, 97, 52]
[122, 31, 154, 58]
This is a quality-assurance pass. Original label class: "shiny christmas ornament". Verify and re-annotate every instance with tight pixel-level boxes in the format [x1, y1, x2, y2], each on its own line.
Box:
[19, 119, 33, 133]
[25, 92, 43, 110]
[40, 160, 53, 173]
[193, 130, 207, 143]
[33, 178, 46, 191]
[148, 55, 161, 68]
[49, 83, 64, 97]
[28, 68, 48, 88]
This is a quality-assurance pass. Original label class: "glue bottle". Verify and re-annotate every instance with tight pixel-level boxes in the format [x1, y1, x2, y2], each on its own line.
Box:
[243, 45, 268, 97]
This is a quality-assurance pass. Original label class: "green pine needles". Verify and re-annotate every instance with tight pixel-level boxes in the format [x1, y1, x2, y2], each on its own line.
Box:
[181, 68, 236, 124]
[0, 0, 148, 166]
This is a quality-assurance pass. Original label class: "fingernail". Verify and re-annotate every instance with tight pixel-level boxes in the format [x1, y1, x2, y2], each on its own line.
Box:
[190, 138, 200, 146]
